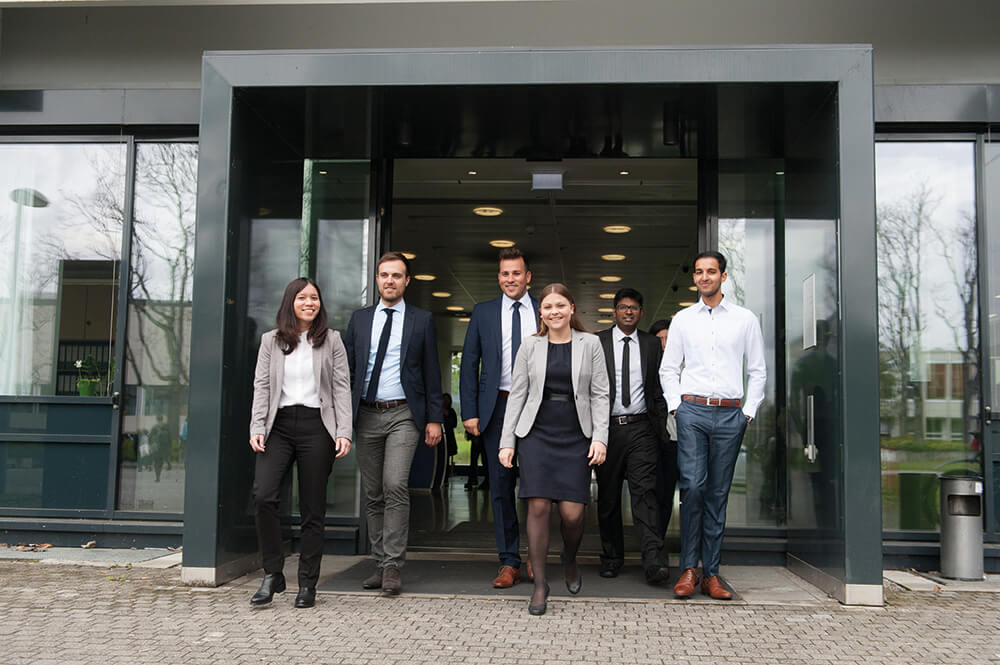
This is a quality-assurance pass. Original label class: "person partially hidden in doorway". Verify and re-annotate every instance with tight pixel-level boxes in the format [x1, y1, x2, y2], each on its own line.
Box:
[659, 251, 766, 600]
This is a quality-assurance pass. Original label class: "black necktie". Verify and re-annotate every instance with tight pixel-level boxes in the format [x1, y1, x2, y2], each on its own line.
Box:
[511, 301, 522, 368]
[366, 308, 396, 403]
[621, 336, 631, 408]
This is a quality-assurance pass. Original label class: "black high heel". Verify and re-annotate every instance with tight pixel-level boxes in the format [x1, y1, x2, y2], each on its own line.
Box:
[562, 553, 582, 595]
[528, 583, 550, 616]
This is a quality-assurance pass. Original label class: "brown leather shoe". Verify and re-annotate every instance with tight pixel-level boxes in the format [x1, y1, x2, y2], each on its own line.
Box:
[525, 559, 534, 582]
[492, 565, 521, 588]
[381, 567, 402, 595]
[701, 575, 733, 600]
[673, 568, 700, 598]
[361, 568, 382, 590]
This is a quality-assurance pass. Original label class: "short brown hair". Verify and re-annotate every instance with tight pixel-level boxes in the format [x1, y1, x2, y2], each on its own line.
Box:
[498, 247, 529, 271]
[377, 251, 411, 276]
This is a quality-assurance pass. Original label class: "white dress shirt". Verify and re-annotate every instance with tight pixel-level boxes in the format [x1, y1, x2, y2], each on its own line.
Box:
[659, 295, 767, 419]
[499, 292, 535, 392]
[611, 326, 646, 416]
[363, 300, 407, 401]
[279, 332, 321, 408]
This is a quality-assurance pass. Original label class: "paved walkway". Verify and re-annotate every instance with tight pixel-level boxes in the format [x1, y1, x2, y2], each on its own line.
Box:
[2, 549, 999, 665]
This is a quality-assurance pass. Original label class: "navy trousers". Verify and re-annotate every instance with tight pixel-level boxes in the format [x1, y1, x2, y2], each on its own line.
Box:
[481, 393, 521, 569]
[674, 400, 747, 578]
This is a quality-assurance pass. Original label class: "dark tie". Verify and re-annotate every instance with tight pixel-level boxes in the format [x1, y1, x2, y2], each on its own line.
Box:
[366, 308, 396, 403]
[511, 301, 522, 368]
[621, 336, 631, 408]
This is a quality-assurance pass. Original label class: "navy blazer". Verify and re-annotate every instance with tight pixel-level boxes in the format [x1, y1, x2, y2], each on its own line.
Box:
[459, 294, 539, 430]
[597, 326, 670, 445]
[343, 302, 443, 431]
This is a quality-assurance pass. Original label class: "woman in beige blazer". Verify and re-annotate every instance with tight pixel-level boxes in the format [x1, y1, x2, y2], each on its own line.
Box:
[248, 277, 352, 609]
[499, 283, 610, 615]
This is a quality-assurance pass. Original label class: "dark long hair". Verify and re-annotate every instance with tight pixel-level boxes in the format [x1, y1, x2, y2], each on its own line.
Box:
[275, 277, 329, 354]
[534, 283, 588, 336]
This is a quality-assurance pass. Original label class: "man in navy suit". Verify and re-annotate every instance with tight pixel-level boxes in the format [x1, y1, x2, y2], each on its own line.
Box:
[460, 247, 538, 588]
[344, 251, 443, 596]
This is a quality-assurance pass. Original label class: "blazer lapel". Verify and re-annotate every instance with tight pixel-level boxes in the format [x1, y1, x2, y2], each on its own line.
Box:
[531, 335, 547, 387]
[599, 331, 616, 405]
[570, 330, 584, 395]
[400, 305, 415, 367]
[311, 333, 323, 389]
[638, 334, 649, 385]
[270, 334, 284, 400]
[493, 297, 504, 364]
[528, 295, 540, 335]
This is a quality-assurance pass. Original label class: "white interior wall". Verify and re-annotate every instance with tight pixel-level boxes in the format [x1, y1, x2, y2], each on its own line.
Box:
[0, 0, 998, 90]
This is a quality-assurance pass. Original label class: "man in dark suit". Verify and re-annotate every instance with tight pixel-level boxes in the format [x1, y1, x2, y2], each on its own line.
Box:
[344, 251, 443, 596]
[596, 287, 672, 584]
[460, 247, 539, 588]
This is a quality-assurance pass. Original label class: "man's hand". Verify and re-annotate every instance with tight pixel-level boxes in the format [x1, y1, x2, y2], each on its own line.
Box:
[462, 417, 480, 437]
[425, 422, 443, 447]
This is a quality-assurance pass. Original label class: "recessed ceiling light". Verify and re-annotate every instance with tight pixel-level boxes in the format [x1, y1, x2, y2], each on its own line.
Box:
[319, 170, 328, 175]
[603, 224, 631, 234]
[446, 305, 464, 312]
[598, 307, 614, 313]
[688, 285, 698, 291]
[600, 275, 622, 282]
[258, 208, 272, 216]
[467, 170, 478, 176]
[489, 239, 515, 248]
[458, 317, 471, 322]
[431, 291, 452, 298]
[597, 319, 613, 324]
[474, 206, 503, 217]
[413, 274, 436, 281]
[679, 301, 696, 307]
[401, 251, 417, 260]
[599, 293, 615, 299]
[619, 170, 629, 176]
[601, 254, 626, 261]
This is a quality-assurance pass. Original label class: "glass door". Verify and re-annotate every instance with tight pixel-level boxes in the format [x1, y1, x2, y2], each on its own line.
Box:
[0, 138, 130, 514]
[981, 136, 1000, 534]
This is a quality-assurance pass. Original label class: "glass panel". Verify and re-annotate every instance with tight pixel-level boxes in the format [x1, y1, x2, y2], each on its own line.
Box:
[116, 143, 198, 513]
[986, 140, 1000, 533]
[0, 403, 111, 436]
[876, 141, 981, 531]
[0, 442, 108, 509]
[0, 143, 126, 397]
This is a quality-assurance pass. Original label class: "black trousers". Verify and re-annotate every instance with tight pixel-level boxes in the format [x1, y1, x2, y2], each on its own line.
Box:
[595, 418, 665, 569]
[253, 405, 334, 588]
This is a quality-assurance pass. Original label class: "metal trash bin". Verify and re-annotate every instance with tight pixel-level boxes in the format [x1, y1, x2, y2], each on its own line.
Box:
[939, 474, 984, 580]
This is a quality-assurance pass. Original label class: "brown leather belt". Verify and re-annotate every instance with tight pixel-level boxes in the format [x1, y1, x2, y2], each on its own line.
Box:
[361, 399, 408, 410]
[610, 413, 648, 426]
[682, 394, 742, 408]
[498, 390, 510, 398]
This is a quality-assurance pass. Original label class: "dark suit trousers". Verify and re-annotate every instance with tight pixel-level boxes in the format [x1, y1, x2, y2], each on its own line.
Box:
[481, 393, 521, 568]
[596, 418, 664, 569]
[656, 437, 679, 539]
[253, 406, 334, 588]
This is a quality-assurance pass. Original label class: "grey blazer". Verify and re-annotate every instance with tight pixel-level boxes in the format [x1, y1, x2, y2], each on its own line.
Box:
[250, 329, 353, 442]
[500, 330, 610, 450]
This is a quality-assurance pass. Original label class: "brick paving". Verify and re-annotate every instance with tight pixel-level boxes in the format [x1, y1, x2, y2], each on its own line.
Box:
[2, 560, 998, 665]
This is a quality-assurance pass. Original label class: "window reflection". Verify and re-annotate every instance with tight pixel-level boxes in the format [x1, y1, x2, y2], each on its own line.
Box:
[876, 141, 981, 531]
[0, 143, 126, 397]
[117, 143, 197, 513]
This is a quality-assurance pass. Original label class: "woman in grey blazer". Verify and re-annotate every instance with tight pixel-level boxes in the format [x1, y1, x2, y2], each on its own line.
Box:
[499, 283, 609, 615]
[248, 277, 353, 609]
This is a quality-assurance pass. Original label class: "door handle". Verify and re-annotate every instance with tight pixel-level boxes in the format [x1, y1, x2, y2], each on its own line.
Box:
[986, 405, 992, 426]
[111, 391, 120, 410]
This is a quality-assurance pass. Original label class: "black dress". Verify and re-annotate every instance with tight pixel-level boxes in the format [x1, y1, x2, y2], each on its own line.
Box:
[516, 341, 592, 503]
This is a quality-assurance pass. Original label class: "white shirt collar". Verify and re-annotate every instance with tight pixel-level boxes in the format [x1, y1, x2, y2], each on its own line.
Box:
[501, 291, 532, 310]
[377, 299, 406, 315]
[696, 294, 729, 312]
[612, 325, 638, 343]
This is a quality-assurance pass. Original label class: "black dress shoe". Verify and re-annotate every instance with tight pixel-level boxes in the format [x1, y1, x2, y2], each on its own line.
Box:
[645, 565, 671, 585]
[294, 587, 316, 608]
[562, 554, 582, 595]
[250, 572, 286, 606]
[528, 583, 550, 616]
[599, 562, 620, 579]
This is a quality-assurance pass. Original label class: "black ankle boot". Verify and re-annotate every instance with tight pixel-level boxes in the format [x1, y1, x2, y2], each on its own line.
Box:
[250, 572, 286, 606]
[294, 586, 316, 608]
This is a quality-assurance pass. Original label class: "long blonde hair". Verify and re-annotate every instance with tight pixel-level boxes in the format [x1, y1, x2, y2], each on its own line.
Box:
[534, 283, 588, 336]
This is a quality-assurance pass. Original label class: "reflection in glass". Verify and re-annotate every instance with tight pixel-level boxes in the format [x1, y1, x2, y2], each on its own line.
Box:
[0, 143, 126, 397]
[985, 141, 1000, 529]
[876, 141, 980, 531]
[0, 441, 108, 509]
[117, 143, 198, 513]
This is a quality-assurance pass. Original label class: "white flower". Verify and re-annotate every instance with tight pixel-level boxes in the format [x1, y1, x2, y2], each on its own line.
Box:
[74, 360, 83, 369]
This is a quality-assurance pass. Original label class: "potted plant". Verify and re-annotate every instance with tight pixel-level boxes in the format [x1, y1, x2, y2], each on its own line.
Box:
[75, 355, 101, 396]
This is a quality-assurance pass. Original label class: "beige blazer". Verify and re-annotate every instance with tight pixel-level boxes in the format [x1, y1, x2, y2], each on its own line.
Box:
[500, 330, 610, 450]
[250, 329, 353, 442]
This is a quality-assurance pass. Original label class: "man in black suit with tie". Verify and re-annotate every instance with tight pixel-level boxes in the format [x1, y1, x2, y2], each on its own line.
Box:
[596, 287, 672, 584]
[344, 251, 443, 596]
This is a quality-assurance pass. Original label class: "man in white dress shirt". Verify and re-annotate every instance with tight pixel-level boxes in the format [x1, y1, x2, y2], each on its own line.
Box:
[659, 251, 766, 600]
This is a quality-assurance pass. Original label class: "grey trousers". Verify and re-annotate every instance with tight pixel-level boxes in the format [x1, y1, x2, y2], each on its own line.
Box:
[355, 403, 420, 569]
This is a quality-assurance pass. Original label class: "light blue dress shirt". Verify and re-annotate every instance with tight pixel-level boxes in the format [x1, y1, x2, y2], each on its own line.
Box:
[363, 300, 407, 401]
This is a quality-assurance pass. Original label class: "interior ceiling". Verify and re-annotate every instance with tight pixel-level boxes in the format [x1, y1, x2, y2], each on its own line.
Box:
[390, 157, 700, 349]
